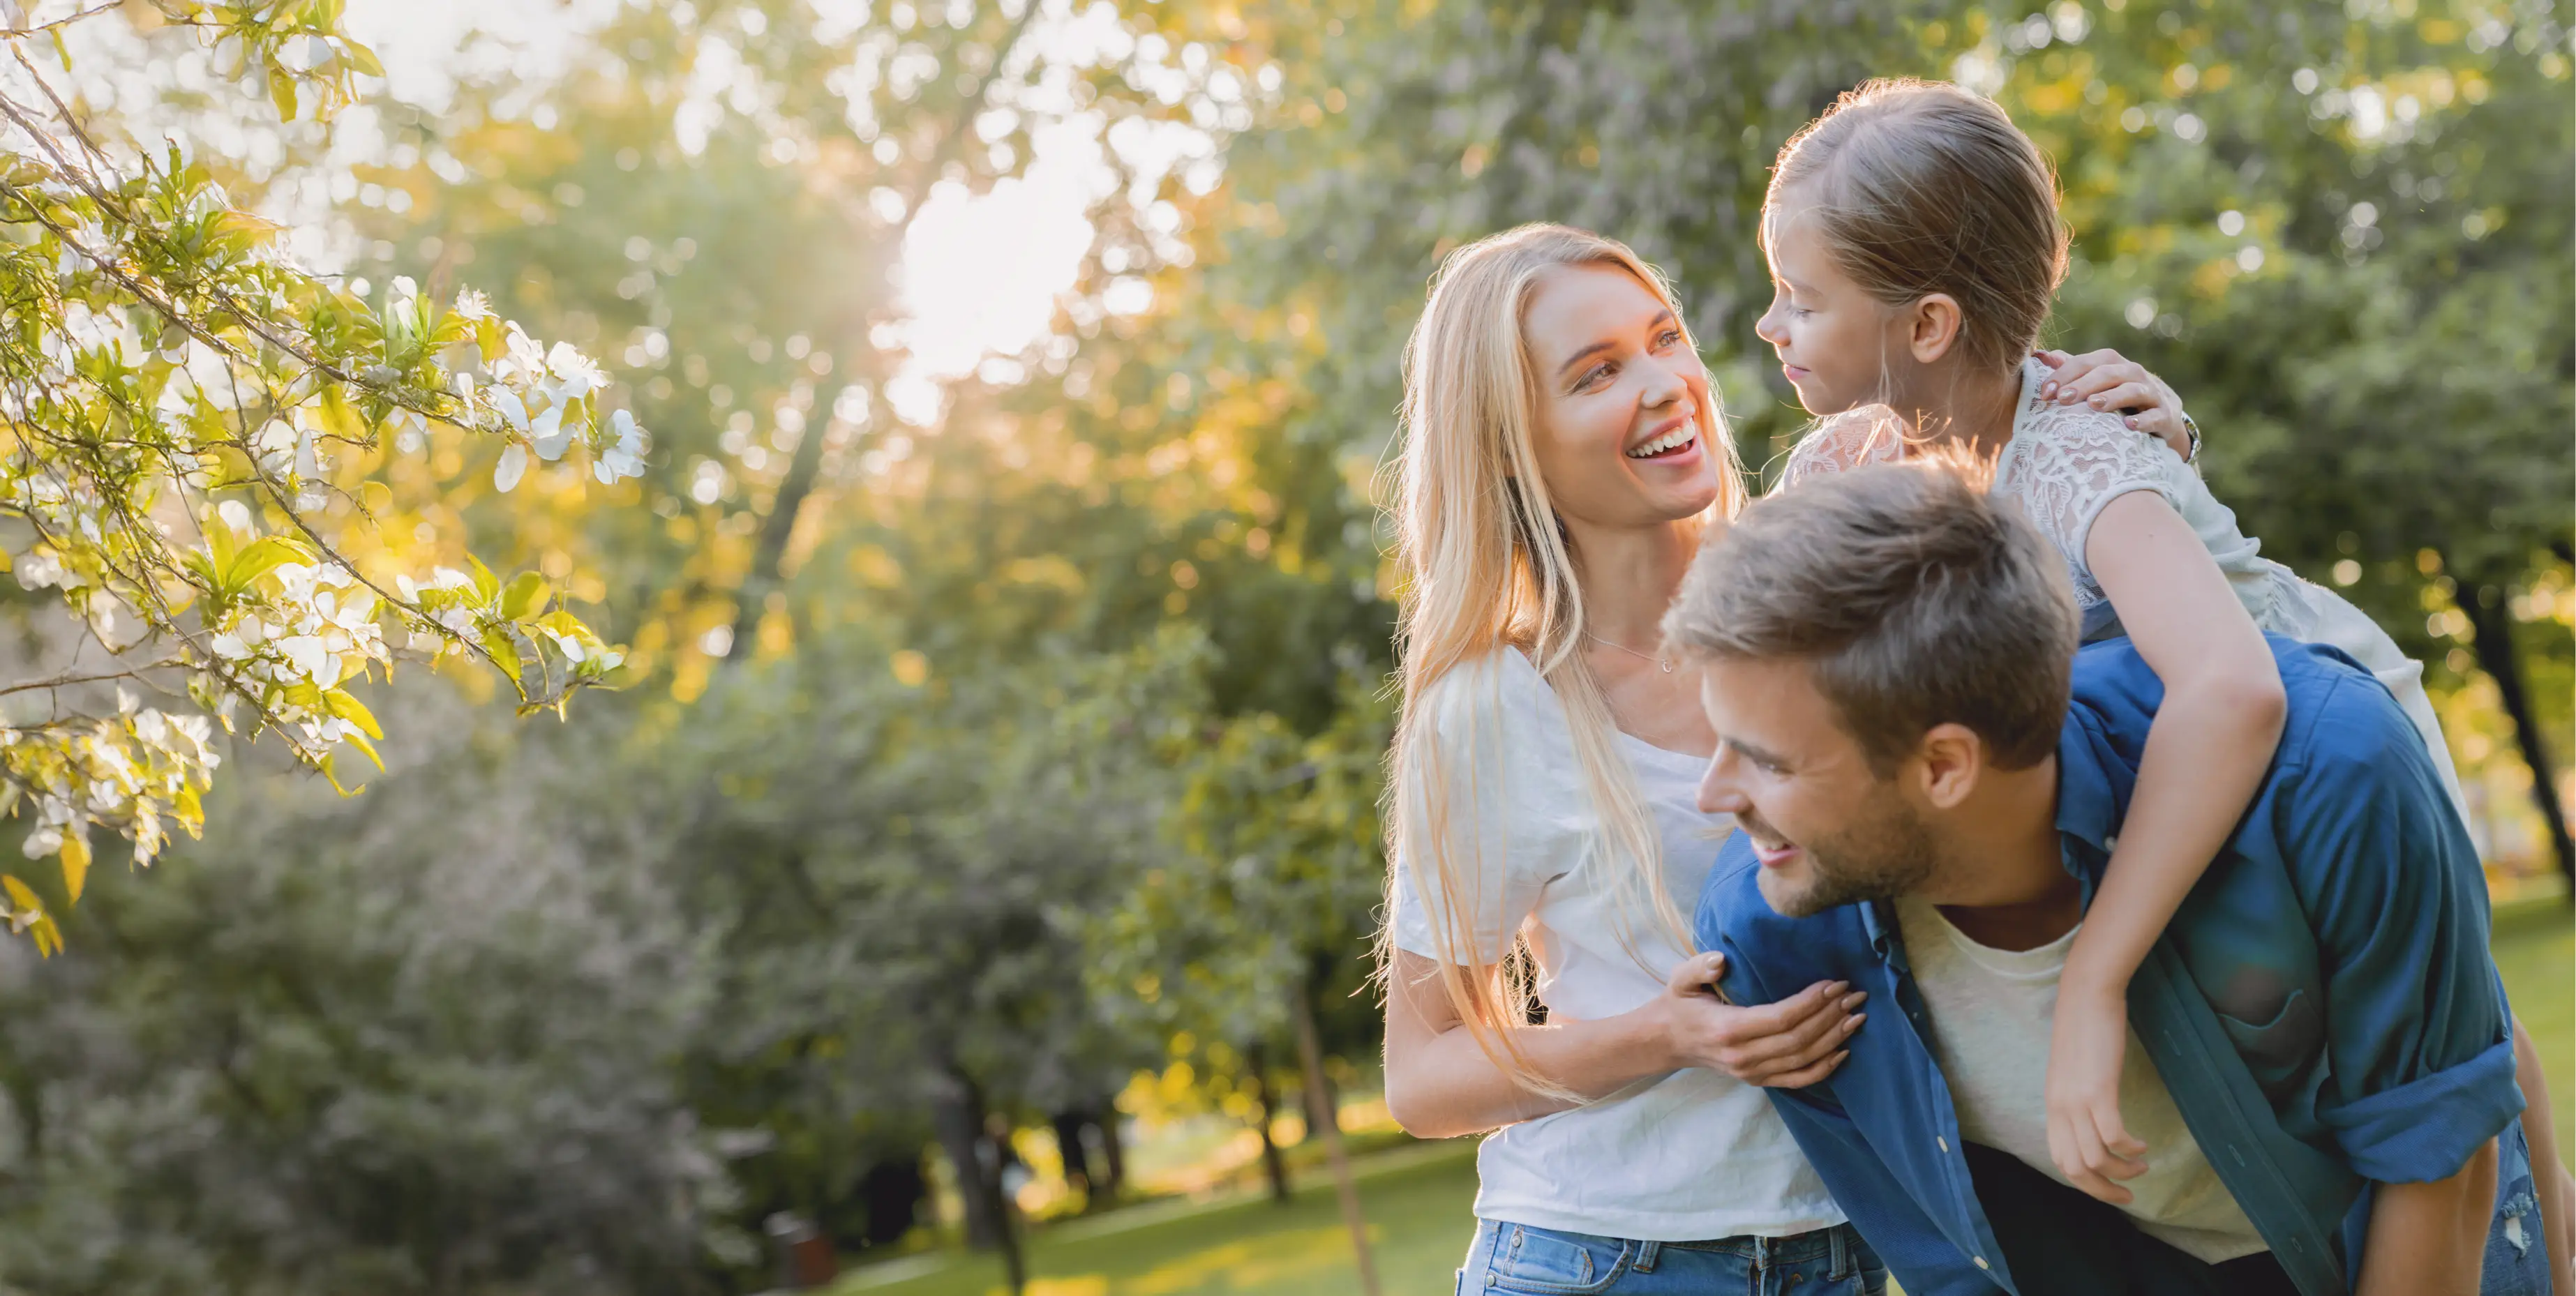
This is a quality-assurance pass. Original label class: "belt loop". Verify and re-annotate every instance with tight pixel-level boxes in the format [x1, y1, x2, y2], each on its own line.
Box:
[1633, 1240, 1659, 1274]
[1828, 1224, 1851, 1280]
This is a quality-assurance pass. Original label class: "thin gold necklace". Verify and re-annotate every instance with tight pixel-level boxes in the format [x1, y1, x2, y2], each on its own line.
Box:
[1585, 632, 1673, 673]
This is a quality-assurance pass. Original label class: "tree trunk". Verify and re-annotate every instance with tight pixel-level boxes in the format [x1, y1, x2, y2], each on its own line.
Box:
[1245, 1042, 1293, 1203]
[977, 1116, 1030, 1296]
[1049, 1110, 1095, 1201]
[1095, 1103, 1128, 1200]
[722, 402, 832, 662]
[928, 1068, 1012, 1259]
[2455, 571, 2575, 897]
[1292, 975, 1381, 1296]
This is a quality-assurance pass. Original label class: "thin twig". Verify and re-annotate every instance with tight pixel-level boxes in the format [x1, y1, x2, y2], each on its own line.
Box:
[1, 1, 123, 41]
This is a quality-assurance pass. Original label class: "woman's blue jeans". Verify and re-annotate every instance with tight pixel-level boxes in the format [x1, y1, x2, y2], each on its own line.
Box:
[1456, 1218, 1888, 1295]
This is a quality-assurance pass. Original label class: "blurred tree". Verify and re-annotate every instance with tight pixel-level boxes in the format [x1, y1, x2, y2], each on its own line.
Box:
[1083, 678, 1393, 1286]
[0, 3, 639, 952]
[0, 687, 721, 1295]
[348, 0, 1211, 698]
[659, 614, 1199, 1280]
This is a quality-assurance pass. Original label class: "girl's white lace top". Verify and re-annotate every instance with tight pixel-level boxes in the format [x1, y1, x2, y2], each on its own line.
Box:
[1774, 357, 2466, 810]
[1779, 358, 2288, 644]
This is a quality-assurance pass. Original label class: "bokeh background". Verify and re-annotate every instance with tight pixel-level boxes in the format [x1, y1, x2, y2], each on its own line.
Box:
[0, 1, 2567, 1294]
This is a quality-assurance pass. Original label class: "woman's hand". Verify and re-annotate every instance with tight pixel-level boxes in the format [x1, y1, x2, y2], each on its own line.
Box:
[1653, 951, 1864, 1088]
[2044, 978, 2150, 1204]
[2035, 349, 2196, 460]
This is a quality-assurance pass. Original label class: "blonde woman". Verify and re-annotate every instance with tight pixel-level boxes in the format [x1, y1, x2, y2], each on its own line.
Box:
[1377, 223, 1879, 1295]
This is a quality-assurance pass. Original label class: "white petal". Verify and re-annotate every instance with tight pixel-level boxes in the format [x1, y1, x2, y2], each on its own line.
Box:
[490, 387, 528, 433]
[531, 404, 572, 460]
[493, 444, 528, 492]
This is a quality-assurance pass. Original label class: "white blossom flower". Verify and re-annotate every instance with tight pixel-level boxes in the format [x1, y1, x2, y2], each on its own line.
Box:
[13, 551, 61, 589]
[545, 342, 605, 400]
[454, 289, 493, 322]
[498, 324, 546, 384]
[530, 402, 574, 461]
[276, 634, 336, 686]
[596, 408, 647, 483]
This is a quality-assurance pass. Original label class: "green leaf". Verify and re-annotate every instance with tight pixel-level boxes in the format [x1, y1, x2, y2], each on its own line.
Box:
[359, 480, 393, 517]
[501, 571, 551, 621]
[57, 834, 87, 903]
[317, 384, 365, 442]
[466, 554, 500, 602]
[481, 625, 523, 682]
[341, 38, 384, 77]
[1, 877, 57, 958]
[268, 70, 299, 123]
[322, 688, 383, 739]
[317, 753, 367, 797]
[226, 535, 313, 596]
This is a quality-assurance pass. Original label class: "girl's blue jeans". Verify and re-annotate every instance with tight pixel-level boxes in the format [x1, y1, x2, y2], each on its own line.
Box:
[1455, 1218, 1887, 1296]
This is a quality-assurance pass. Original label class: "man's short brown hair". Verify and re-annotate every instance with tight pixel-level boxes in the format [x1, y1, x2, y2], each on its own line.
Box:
[1663, 459, 2079, 772]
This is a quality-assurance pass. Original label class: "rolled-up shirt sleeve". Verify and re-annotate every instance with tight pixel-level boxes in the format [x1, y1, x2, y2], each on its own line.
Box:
[2292, 682, 2523, 1183]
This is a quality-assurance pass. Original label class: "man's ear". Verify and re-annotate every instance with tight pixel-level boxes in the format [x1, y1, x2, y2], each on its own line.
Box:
[1906, 294, 1965, 365]
[1911, 722, 1986, 810]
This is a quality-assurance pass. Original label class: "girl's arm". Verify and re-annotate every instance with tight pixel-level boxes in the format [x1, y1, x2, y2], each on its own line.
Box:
[2046, 489, 2289, 1204]
[2510, 1020, 2575, 1294]
[2356, 1136, 2499, 1296]
[1384, 948, 1863, 1138]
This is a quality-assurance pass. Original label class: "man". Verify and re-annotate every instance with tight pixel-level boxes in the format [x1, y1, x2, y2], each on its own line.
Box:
[1670, 461, 2552, 1295]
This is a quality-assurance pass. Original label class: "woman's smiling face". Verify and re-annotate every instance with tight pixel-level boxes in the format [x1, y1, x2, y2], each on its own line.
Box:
[1754, 193, 1905, 418]
[1520, 263, 1721, 531]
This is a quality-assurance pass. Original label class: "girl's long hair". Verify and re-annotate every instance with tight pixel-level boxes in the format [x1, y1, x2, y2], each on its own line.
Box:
[1377, 223, 1747, 1097]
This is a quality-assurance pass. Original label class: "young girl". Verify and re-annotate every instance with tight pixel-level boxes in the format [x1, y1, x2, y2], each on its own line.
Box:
[1752, 77, 2568, 1288]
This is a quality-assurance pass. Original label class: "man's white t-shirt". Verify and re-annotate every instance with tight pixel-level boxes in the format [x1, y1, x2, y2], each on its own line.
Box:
[1892, 896, 2270, 1264]
[1388, 648, 1841, 1242]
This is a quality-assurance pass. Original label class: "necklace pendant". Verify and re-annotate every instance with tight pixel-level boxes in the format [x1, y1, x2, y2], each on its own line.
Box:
[1658, 660, 1673, 674]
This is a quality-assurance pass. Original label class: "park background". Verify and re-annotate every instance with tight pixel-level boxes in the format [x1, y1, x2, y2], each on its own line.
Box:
[0, 0, 2564, 1293]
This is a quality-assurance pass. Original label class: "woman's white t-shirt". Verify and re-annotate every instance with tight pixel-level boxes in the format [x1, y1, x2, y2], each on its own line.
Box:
[1388, 647, 1842, 1242]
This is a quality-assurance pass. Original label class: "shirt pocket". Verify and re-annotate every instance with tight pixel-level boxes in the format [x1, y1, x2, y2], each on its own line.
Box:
[1489, 1224, 1633, 1295]
[2214, 987, 2327, 1103]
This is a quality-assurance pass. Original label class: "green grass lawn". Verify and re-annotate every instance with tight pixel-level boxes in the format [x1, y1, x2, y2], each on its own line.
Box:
[2495, 896, 2574, 1166]
[844, 907, 2575, 1296]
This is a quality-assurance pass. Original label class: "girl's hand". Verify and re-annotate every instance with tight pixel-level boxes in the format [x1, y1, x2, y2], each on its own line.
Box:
[1656, 951, 1865, 1088]
[2045, 981, 2150, 1203]
[2035, 349, 2196, 460]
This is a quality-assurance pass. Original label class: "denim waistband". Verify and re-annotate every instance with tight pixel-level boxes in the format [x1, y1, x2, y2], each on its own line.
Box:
[1647, 1221, 1862, 1270]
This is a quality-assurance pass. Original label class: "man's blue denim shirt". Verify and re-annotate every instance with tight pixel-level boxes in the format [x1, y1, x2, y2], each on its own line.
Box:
[1697, 635, 2527, 1296]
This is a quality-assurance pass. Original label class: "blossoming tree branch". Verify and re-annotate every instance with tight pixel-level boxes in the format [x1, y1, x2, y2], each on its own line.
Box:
[0, 0, 647, 951]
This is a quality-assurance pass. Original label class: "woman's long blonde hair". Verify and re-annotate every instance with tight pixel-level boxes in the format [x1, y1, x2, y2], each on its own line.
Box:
[1379, 224, 1747, 1094]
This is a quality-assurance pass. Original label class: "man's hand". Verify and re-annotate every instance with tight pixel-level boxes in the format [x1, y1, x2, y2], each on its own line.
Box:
[2045, 981, 2150, 1203]
[1656, 951, 1865, 1088]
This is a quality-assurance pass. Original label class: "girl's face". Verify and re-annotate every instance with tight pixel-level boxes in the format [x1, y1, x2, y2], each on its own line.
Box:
[1755, 195, 1909, 417]
[1520, 263, 1720, 531]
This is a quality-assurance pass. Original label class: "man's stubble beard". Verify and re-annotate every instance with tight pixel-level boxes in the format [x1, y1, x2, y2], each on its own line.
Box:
[1760, 794, 1942, 919]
